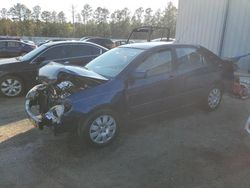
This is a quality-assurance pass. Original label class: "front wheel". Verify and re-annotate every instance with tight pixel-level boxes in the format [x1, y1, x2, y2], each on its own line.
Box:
[205, 86, 223, 111]
[78, 109, 120, 147]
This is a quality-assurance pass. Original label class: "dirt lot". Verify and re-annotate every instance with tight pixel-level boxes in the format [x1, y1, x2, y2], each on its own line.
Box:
[0, 95, 250, 188]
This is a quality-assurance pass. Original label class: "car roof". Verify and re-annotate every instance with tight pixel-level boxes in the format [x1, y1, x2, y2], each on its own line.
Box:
[43, 41, 108, 49]
[119, 42, 201, 50]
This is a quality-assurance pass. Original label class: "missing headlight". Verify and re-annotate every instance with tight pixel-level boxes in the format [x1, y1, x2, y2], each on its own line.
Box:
[45, 105, 65, 124]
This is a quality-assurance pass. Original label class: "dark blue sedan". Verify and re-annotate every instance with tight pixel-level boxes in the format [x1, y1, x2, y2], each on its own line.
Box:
[25, 42, 233, 146]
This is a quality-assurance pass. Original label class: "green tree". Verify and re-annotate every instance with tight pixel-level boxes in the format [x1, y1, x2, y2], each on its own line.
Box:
[161, 2, 177, 37]
[131, 7, 144, 26]
[0, 3, 178, 39]
[9, 3, 28, 21]
[144, 8, 153, 25]
[32, 5, 41, 22]
[93, 7, 109, 24]
[93, 7, 110, 36]
[81, 4, 92, 24]
[57, 11, 66, 23]
[51, 11, 57, 23]
[41, 11, 51, 23]
[0, 8, 8, 19]
[152, 9, 162, 26]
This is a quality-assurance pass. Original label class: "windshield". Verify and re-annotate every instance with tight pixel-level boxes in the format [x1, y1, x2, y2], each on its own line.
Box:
[85, 47, 144, 78]
[19, 45, 47, 61]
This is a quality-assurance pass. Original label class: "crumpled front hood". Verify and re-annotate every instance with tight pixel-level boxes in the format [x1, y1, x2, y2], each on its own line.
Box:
[38, 62, 109, 84]
[0, 57, 20, 66]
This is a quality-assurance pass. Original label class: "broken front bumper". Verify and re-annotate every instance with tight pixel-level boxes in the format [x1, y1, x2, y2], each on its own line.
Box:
[25, 84, 68, 134]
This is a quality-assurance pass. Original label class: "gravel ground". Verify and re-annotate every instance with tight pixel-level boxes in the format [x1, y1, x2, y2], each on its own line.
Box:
[0, 95, 250, 188]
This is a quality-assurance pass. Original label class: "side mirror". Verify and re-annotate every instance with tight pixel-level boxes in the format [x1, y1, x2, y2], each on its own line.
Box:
[132, 70, 147, 80]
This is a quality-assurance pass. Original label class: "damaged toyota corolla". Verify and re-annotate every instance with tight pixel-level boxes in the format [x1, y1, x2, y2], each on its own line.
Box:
[25, 42, 232, 146]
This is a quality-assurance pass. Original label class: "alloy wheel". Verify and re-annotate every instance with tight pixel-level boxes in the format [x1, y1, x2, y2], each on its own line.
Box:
[208, 88, 221, 109]
[1, 78, 22, 97]
[89, 115, 117, 144]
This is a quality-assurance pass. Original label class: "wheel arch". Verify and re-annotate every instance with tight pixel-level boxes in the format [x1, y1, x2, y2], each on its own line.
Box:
[212, 80, 224, 92]
[86, 104, 123, 118]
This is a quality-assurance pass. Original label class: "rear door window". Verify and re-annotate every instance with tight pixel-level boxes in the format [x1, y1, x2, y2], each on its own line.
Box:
[70, 45, 101, 57]
[176, 47, 205, 72]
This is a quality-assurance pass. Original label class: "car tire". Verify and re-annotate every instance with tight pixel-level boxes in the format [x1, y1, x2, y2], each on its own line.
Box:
[77, 109, 120, 147]
[205, 85, 223, 111]
[0, 75, 24, 97]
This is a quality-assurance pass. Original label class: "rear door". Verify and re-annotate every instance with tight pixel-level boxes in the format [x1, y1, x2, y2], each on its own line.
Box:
[126, 48, 177, 118]
[173, 47, 210, 106]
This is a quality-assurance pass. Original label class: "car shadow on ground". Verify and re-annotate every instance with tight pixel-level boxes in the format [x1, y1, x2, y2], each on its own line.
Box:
[1, 95, 249, 153]
[0, 103, 209, 154]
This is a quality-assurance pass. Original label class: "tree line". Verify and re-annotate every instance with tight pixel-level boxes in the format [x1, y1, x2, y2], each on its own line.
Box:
[0, 3, 177, 39]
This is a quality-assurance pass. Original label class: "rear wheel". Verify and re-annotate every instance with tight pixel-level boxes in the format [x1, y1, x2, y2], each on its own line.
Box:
[0, 76, 24, 97]
[78, 109, 120, 147]
[205, 86, 222, 111]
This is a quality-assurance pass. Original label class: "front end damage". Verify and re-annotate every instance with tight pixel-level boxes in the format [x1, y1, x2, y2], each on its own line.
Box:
[25, 62, 108, 134]
[25, 83, 70, 134]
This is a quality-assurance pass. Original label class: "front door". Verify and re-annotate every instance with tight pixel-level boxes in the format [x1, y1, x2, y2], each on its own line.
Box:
[126, 49, 177, 118]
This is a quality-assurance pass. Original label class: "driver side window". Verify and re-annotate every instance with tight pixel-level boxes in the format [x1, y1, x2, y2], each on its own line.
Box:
[136, 50, 172, 77]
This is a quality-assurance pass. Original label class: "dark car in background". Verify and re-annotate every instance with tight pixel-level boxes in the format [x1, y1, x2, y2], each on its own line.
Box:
[80, 37, 115, 49]
[37, 39, 69, 47]
[114, 40, 135, 47]
[25, 42, 233, 147]
[0, 41, 107, 97]
[0, 40, 36, 58]
[0, 36, 21, 41]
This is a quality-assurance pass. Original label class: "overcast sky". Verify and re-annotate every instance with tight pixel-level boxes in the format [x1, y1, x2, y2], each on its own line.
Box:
[1, 0, 178, 20]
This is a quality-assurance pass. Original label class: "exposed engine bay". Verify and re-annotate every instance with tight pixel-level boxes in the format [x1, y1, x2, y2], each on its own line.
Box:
[25, 62, 108, 134]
